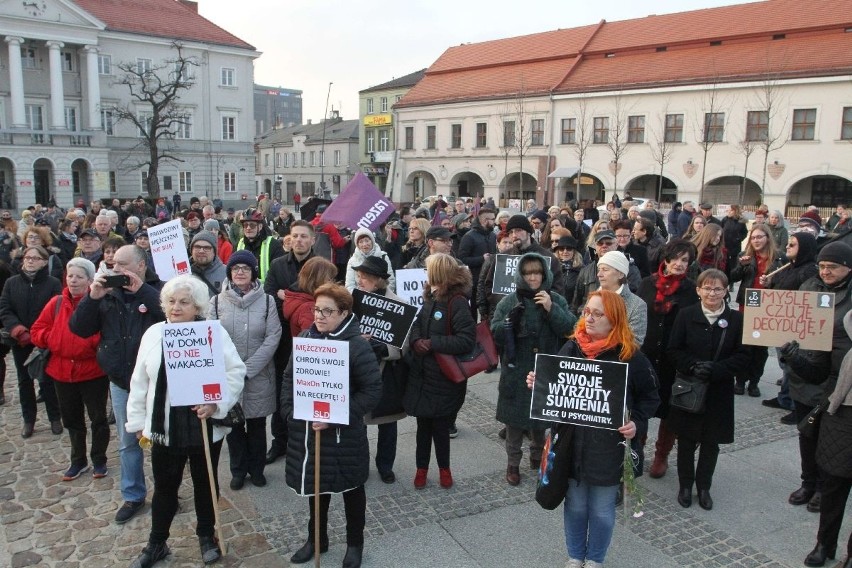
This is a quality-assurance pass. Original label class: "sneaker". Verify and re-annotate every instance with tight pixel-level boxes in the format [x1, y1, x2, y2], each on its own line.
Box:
[448, 424, 459, 439]
[115, 500, 145, 524]
[92, 464, 108, 479]
[129, 541, 170, 568]
[780, 411, 797, 425]
[62, 463, 90, 481]
[439, 467, 453, 489]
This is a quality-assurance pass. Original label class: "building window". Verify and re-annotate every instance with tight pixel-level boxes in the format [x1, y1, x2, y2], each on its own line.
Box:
[503, 120, 516, 147]
[334, 150, 341, 166]
[531, 119, 544, 145]
[842, 107, 852, 140]
[366, 130, 375, 153]
[61, 52, 74, 72]
[379, 129, 389, 152]
[561, 118, 576, 144]
[137, 58, 152, 74]
[310, 151, 316, 167]
[221, 115, 236, 140]
[141, 171, 149, 192]
[283, 153, 289, 167]
[224, 171, 237, 193]
[179, 171, 192, 193]
[792, 108, 817, 141]
[175, 114, 192, 139]
[320, 151, 325, 166]
[746, 110, 769, 142]
[64, 107, 77, 131]
[366, 98, 374, 114]
[628, 115, 645, 143]
[395, 95, 403, 103]
[704, 112, 725, 142]
[109, 171, 117, 193]
[475, 123, 487, 148]
[664, 113, 684, 142]
[137, 111, 153, 137]
[301, 152, 306, 167]
[264, 154, 269, 167]
[302, 181, 315, 195]
[276, 152, 283, 167]
[450, 124, 462, 149]
[380, 97, 388, 112]
[220, 68, 235, 87]
[163, 176, 172, 191]
[97, 54, 111, 75]
[593, 116, 609, 144]
[101, 109, 114, 135]
[405, 126, 414, 150]
[21, 48, 37, 69]
[173, 61, 191, 82]
[426, 125, 436, 149]
[292, 152, 297, 167]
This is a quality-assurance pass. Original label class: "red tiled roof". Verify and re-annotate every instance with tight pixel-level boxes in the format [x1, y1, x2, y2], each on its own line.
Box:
[397, 0, 852, 108]
[72, 0, 254, 51]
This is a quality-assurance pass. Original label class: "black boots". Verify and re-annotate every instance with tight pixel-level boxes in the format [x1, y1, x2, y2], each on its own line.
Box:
[677, 487, 692, 508]
[343, 545, 364, 568]
[129, 541, 170, 568]
[697, 489, 713, 510]
[290, 538, 329, 564]
[199, 535, 221, 565]
[804, 542, 836, 567]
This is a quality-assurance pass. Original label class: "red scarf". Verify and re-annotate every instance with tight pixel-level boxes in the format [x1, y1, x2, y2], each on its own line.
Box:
[574, 328, 617, 360]
[653, 263, 686, 314]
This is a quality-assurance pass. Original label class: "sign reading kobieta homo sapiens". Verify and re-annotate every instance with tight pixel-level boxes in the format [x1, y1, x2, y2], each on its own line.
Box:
[492, 254, 522, 295]
[148, 219, 191, 281]
[162, 321, 227, 407]
[742, 288, 835, 351]
[530, 354, 627, 431]
[292, 338, 350, 425]
[352, 289, 417, 350]
[395, 268, 428, 311]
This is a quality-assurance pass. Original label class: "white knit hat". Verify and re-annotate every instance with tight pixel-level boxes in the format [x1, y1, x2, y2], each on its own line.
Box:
[598, 250, 630, 276]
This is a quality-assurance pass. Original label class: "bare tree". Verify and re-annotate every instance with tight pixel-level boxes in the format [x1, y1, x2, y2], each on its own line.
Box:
[693, 79, 731, 204]
[510, 89, 533, 194]
[754, 76, 789, 203]
[735, 136, 759, 205]
[649, 100, 676, 203]
[110, 43, 199, 198]
[495, 101, 516, 197]
[571, 96, 594, 202]
[606, 91, 632, 194]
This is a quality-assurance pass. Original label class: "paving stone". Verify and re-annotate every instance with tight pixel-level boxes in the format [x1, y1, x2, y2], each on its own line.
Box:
[10, 550, 42, 568]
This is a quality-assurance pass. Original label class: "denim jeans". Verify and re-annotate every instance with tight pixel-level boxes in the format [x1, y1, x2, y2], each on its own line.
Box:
[564, 479, 618, 563]
[111, 383, 147, 502]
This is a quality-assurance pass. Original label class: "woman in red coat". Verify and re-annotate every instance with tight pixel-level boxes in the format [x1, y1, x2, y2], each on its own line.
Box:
[31, 257, 108, 481]
[281, 257, 338, 337]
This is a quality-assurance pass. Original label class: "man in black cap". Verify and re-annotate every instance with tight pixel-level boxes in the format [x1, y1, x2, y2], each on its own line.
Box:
[505, 214, 565, 297]
[699, 203, 722, 226]
[77, 229, 103, 265]
[404, 226, 458, 269]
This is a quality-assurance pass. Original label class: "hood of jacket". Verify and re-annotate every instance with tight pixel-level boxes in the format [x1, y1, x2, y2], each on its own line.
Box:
[221, 281, 265, 310]
[789, 231, 817, 267]
[513, 252, 553, 294]
[351, 228, 381, 262]
[282, 288, 314, 322]
[308, 313, 361, 341]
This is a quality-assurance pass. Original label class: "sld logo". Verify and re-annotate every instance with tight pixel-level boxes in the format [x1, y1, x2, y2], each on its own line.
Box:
[202, 383, 222, 402]
[313, 401, 330, 420]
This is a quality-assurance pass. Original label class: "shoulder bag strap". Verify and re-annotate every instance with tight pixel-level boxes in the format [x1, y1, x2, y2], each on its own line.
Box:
[712, 327, 727, 361]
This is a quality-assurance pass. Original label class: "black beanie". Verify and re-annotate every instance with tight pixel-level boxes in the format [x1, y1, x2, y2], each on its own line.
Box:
[817, 241, 852, 268]
[505, 214, 533, 234]
[226, 250, 259, 281]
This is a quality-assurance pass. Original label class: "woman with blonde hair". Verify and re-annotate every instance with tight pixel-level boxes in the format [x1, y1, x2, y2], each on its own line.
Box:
[401, 218, 431, 267]
[688, 224, 727, 280]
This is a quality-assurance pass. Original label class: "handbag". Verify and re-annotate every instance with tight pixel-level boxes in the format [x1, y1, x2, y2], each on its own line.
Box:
[23, 297, 62, 381]
[670, 326, 727, 414]
[370, 358, 409, 419]
[0, 328, 15, 347]
[433, 296, 498, 383]
[535, 423, 573, 510]
[211, 402, 245, 428]
[797, 400, 827, 439]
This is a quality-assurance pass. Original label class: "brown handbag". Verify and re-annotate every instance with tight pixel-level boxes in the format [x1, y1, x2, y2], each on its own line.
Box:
[433, 296, 498, 383]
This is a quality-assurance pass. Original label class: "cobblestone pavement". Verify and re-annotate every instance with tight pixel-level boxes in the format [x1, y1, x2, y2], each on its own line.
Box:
[0, 365, 809, 567]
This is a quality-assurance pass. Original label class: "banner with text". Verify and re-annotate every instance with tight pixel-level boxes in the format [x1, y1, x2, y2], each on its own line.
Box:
[492, 254, 522, 295]
[320, 172, 394, 231]
[352, 289, 417, 350]
[162, 321, 227, 407]
[395, 268, 428, 311]
[530, 354, 627, 431]
[148, 219, 191, 281]
[292, 338, 350, 425]
[743, 288, 835, 351]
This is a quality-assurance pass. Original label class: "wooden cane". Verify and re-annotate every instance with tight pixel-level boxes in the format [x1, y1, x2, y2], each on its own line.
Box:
[314, 428, 321, 568]
[763, 262, 791, 280]
[201, 417, 227, 555]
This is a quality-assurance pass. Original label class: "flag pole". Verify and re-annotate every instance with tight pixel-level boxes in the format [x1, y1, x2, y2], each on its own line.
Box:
[314, 428, 321, 568]
[201, 417, 226, 554]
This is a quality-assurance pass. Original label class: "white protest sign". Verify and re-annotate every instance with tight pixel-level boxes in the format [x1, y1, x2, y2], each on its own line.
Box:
[162, 321, 227, 407]
[148, 219, 191, 281]
[395, 268, 428, 311]
[292, 338, 350, 424]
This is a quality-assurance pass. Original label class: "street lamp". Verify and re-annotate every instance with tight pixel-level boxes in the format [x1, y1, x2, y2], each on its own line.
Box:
[320, 82, 332, 199]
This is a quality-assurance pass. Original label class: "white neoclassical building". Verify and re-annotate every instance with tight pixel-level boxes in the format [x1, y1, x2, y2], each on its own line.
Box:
[0, 0, 258, 210]
[392, 0, 852, 216]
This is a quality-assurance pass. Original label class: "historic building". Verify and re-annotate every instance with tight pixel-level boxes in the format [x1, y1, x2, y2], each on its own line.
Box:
[0, 0, 258, 209]
[392, 0, 852, 215]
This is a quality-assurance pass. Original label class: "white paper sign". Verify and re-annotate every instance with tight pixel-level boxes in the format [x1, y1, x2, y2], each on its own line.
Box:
[148, 219, 191, 281]
[395, 268, 428, 311]
[162, 321, 227, 407]
[292, 338, 350, 425]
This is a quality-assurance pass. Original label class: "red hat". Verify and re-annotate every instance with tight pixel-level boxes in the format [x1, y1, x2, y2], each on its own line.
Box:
[800, 209, 823, 226]
[186, 212, 200, 221]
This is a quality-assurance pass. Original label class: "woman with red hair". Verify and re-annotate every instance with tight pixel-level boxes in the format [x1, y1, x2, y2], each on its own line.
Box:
[527, 289, 659, 568]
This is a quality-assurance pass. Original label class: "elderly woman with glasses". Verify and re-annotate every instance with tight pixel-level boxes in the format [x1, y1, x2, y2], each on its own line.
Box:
[282, 283, 381, 568]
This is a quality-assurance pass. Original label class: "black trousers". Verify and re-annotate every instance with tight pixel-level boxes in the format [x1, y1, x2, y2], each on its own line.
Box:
[795, 401, 822, 491]
[817, 472, 852, 556]
[271, 339, 291, 452]
[51, 375, 110, 467]
[12, 345, 60, 424]
[677, 435, 720, 490]
[307, 485, 366, 547]
[226, 416, 267, 478]
[374, 422, 397, 475]
[415, 416, 452, 469]
[0, 343, 9, 392]
[149, 440, 222, 544]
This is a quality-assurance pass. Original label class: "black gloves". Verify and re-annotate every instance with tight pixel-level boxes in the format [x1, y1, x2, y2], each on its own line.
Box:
[779, 340, 800, 361]
[691, 361, 714, 380]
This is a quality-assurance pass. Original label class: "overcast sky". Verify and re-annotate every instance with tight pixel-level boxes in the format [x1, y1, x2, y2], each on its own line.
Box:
[198, 0, 758, 123]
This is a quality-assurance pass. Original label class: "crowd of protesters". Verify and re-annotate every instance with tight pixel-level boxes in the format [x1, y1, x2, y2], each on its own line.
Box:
[0, 191, 849, 568]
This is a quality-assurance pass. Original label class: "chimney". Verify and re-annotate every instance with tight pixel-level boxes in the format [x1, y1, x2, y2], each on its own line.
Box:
[307, 119, 312, 125]
[179, 0, 198, 13]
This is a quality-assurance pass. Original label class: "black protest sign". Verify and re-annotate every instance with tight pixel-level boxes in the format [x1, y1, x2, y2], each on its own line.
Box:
[352, 289, 418, 350]
[530, 354, 627, 431]
[492, 254, 522, 295]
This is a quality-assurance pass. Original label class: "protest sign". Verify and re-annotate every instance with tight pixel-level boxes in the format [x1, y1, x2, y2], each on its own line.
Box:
[530, 354, 627, 431]
[162, 321, 227, 407]
[292, 338, 350, 425]
[396, 268, 428, 310]
[508, 199, 522, 210]
[320, 172, 394, 231]
[148, 219, 191, 281]
[742, 288, 835, 351]
[352, 289, 417, 350]
[492, 254, 522, 295]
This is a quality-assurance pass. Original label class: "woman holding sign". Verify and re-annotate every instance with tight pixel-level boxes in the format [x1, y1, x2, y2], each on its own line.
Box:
[126, 275, 246, 568]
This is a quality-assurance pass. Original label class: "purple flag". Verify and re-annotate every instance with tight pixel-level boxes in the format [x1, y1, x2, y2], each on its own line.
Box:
[320, 172, 394, 231]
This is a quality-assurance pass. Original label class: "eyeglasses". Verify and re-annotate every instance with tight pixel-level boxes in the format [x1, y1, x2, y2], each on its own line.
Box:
[192, 244, 214, 251]
[818, 263, 845, 272]
[231, 265, 252, 274]
[582, 308, 606, 320]
[23, 256, 46, 262]
[700, 287, 727, 295]
[314, 307, 343, 318]
[615, 233, 631, 240]
[243, 222, 259, 229]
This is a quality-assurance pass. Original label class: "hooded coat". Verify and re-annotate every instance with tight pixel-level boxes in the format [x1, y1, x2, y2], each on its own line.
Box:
[345, 227, 395, 293]
[767, 231, 818, 292]
[491, 253, 576, 430]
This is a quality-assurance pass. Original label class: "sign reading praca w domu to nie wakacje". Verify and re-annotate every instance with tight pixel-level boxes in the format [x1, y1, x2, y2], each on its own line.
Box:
[530, 354, 627, 431]
[292, 338, 350, 425]
[162, 321, 227, 407]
